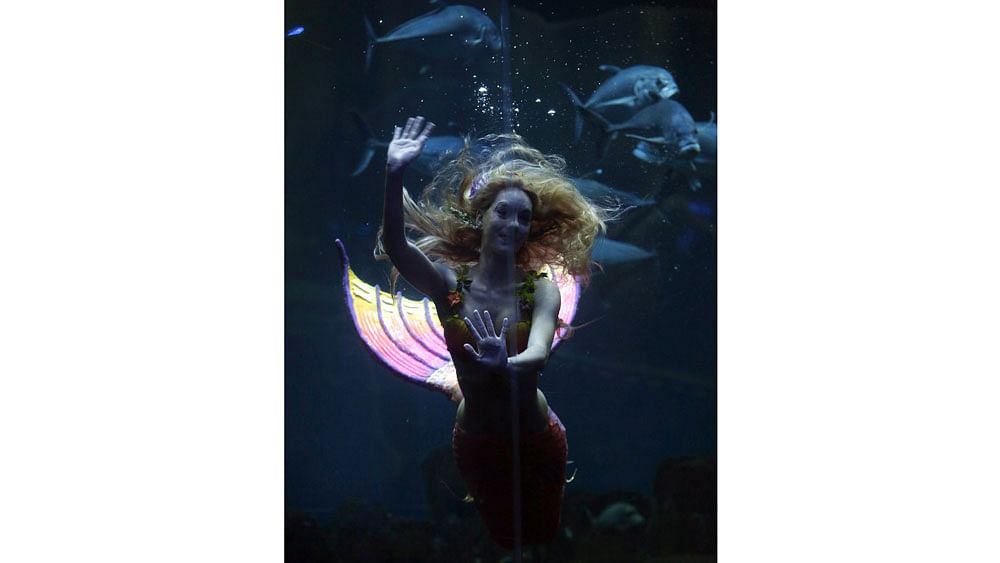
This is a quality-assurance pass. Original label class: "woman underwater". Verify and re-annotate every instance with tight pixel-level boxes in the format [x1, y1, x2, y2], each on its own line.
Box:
[376, 116, 613, 548]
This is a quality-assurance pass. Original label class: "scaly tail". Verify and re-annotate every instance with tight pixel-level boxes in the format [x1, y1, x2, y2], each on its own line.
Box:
[350, 111, 379, 176]
[364, 16, 377, 73]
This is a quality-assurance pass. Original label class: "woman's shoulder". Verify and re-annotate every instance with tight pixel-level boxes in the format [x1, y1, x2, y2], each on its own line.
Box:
[435, 262, 461, 287]
[533, 274, 560, 300]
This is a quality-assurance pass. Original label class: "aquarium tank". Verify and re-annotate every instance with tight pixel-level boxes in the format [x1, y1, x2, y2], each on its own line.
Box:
[286, 0, 716, 560]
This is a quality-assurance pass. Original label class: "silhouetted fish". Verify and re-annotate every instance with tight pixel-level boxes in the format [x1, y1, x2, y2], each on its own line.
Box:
[583, 99, 699, 166]
[558, 65, 678, 141]
[570, 177, 654, 209]
[591, 237, 656, 266]
[634, 113, 716, 191]
[364, 5, 501, 72]
[351, 112, 466, 177]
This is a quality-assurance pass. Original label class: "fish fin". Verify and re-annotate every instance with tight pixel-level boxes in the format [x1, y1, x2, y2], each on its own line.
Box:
[468, 23, 486, 47]
[350, 111, 380, 176]
[363, 16, 377, 72]
[336, 240, 581, 403]
[708, 111, 716, 126]
[557, 82, 585, 143]
[625, 133, 667, 145]
[336, 239, 463, 403]
[590, 95, 638, 109]
[351, 149, 375, 177]
[597, 64, 622, 74]
[562, 98, 615, 157]
[597, 131, 616, 161]
[578, 104, 612, 131]
[632, 146, 657, 164]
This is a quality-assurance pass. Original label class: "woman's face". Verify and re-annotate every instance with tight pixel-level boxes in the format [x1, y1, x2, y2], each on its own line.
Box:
[482, 187, 532, 254]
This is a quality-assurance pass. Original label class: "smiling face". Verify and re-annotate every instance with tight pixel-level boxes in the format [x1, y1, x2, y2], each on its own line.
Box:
[481, 187, 533, 254]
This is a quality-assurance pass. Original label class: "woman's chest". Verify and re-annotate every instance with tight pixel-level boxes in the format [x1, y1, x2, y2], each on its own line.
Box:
[452, 288, 529, 327]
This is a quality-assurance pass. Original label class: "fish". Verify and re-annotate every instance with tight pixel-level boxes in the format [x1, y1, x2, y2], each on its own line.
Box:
[286, 26, 305, 37]
[570, 177, 655, 209]
[634, 113, 716, 191]
[363, 4, 502, 72]
[617, 100, 700, 156]
[591, 237, 656, 266]
[582, 98, 700, 165]
[693, 114, 717, 170]
[586, 501, 646, 533]
[558, 65, 679, 142]
[350, 112, 467, 177]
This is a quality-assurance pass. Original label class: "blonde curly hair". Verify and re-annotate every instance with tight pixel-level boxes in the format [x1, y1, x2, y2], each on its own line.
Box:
[377, 133, 619, 288]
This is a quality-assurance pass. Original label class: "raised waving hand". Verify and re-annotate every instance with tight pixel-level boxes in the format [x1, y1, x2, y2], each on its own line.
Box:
[387, 116, 435, 174]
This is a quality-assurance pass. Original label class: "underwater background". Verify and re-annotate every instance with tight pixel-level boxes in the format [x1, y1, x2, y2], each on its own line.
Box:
[285, 0, 716, 560]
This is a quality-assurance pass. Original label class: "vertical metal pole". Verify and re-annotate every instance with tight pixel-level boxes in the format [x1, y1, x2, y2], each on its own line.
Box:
[498, 1, 521, 559]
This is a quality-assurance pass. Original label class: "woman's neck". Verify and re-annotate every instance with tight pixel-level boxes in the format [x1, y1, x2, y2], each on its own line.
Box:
[475, 248, 519, 289]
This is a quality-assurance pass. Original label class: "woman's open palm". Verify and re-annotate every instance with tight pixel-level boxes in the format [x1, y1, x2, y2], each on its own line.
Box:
[387, 116, 435, 173]
[463, 309, 509, 373]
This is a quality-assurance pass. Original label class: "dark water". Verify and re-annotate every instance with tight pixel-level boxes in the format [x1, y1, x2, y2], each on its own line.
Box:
[286, 0, 716, 560]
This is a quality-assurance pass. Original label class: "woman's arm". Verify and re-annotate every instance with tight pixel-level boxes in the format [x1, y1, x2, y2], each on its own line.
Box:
[506, 277, 561, 377]
[380, 116, 452, 301]
[461, 277, 560, 377]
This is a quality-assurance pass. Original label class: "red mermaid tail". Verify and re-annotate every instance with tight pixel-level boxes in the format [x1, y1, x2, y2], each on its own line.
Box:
[453, 409, 569, 548]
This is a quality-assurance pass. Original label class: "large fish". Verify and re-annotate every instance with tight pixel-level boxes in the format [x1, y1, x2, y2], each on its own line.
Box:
[633, 113, 716, 191]
[570, 177, 655, 209]
[585, 99, 700, 165]
[364, 4, 501, 72]
[351, 112, 466, 177]
[591, 237, 657, 266]
[558, 65, 679, 141]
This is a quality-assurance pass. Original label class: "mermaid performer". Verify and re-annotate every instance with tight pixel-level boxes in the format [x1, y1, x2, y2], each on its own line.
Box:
[339, 116, 613, 548]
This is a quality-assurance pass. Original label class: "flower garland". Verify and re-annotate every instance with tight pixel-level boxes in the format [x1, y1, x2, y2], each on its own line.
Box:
[447, 265, 472, 319]
[446, 267, 547, 320]
[515, 270, 548, 311]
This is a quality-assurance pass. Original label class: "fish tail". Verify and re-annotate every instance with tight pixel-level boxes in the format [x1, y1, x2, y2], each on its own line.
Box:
[557, 82, 586, 143]
[363, 16, 376, 73]
[589, 111, 615, 160]
[557, 82, 615, 155]
[350, 111, 378, 176]
[596, 130, 617, 161]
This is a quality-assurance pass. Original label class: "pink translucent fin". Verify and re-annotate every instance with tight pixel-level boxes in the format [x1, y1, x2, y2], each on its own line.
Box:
[335, 239, 581, 404]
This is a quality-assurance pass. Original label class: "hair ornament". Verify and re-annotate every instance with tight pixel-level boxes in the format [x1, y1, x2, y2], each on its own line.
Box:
[466, 168, 523, 199]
